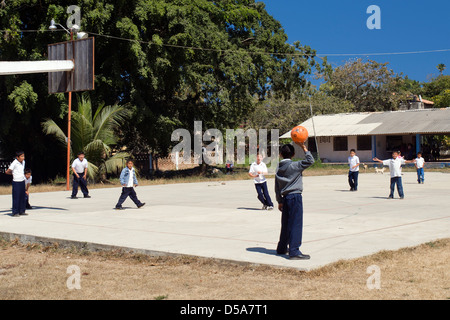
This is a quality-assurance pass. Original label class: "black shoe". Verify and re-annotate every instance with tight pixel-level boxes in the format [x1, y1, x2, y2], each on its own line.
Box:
[115, 207, 124, 210]
[12, 213, 20, 217]
[84, 195, 91, 198]
[19, 212, 28, 216]
[137, 203, 145, 208]
[289, 254, 310, 260]
[71, 196, 77, 199]
[388, 196, 393, 199]
[26, 205, 32, 209]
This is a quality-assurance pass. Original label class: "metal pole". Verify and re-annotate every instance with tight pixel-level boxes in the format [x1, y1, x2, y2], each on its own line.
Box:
[66, 30, 74, 191]
[66, 91, 72, 190]
[309, 96, 320, 160]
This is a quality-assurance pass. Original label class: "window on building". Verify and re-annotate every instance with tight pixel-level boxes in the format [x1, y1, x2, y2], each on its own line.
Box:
[333, 136, 348, 151]
[357, 136, 372, 151]
[307, 137, 317, 152]
[386, 136, 403, 152]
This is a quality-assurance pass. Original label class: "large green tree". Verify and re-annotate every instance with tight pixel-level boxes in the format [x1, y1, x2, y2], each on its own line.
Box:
[247, 92, 355, 135]
[319, 58, 403, 112]
[0, 0, 321, 181]
[421, 75, 450, 100]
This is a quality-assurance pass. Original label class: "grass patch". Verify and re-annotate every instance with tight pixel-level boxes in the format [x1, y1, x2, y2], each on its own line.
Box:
[0, 237, 448, 300]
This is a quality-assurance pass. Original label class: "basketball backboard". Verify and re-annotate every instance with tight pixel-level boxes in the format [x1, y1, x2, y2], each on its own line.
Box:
[48, 37, 94, 94]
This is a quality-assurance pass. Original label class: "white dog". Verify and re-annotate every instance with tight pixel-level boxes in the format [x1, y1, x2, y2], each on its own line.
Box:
[375, 167, 385, 174]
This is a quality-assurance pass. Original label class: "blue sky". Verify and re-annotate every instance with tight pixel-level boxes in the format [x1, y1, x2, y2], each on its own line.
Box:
[260, 0, 450, 84]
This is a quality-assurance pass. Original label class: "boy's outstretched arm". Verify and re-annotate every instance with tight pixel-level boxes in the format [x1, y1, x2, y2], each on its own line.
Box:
[295, 142, 315, 169]
[373, 157, 383, 163]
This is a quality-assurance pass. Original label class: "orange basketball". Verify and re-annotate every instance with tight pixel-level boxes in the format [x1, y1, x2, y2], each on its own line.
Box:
[291, 125, 308, 143]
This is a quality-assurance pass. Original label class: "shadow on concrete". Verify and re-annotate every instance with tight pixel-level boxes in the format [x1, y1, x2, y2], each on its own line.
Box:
[1, 206, 68, 215]
[246, 247, 289, 260]
[237, 207, 264, 211]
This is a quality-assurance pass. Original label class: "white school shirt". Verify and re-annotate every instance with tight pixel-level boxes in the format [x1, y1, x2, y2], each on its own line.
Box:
[127, 168, 134, 187]
[25, 175, 32, 186]
[71, 158, 88, 174]
[249, 161, 268, 184]
[382, 157, 406, 178]
[8, 159, 25, 182]
[415, 157, 425, 169]
[348, 155, 360, 172]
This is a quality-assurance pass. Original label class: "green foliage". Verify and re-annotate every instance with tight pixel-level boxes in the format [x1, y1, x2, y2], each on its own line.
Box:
[247, 92, 354, 134]
[319, 58, 403, 112]
[422, 75, 450, 100]
[432, 89, 450, 108]
[0, 0, 320, 179]
[437, 63, 446, 75]
[7, 81, 38, 114]
[42, 94, 131, 181]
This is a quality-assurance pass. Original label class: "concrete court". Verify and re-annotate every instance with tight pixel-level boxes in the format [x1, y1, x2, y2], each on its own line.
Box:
[0, 171, 449, 271]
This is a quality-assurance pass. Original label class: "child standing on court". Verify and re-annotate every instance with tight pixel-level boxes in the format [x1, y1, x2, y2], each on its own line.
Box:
[348, 149, 360, 191]
[25, 168, 33, 209]
[373, 151, 414, 199]
[71, 151, 90, 199]
[5, 151, 27, 217]
[275, 142, 314, 260]
[248, 154, 274, 210]
[414, 152, 425, 184]
[115, 159, 145, 210]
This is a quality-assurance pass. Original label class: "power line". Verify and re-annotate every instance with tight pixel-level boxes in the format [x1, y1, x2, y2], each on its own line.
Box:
[321, 49, 450, 57]
[1, 29, 450, 57]
[86, 31, 450, 58]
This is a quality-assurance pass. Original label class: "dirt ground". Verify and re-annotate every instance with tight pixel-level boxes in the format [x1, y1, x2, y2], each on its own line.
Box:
[0, 237, 448, 300]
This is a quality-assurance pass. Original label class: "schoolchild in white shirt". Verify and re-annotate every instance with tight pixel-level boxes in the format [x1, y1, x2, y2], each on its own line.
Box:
[248, 154, 274, 210]
[25, 168, 33, 209]
[348, 149, 360, 191]
[414, 152, 425, 184]
[5, 151, 27, 217]
[373, 151, 414, 199]
[71, 152, 90, 199]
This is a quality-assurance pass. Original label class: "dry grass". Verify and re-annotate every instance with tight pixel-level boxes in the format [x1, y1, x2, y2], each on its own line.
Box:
[0, 237, 448, 300]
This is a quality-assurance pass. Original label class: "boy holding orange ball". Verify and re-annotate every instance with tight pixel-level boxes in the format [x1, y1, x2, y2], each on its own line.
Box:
[275, 141, 314, 260]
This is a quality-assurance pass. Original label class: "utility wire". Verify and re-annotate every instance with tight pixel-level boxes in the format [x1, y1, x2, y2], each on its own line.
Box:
[1, 28, 450, 57]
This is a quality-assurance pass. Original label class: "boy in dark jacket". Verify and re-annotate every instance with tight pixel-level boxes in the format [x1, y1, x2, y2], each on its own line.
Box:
[275, 142, 314, 260]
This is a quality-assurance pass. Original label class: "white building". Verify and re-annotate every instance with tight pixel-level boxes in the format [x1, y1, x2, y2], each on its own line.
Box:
[280, 108, 450, 162]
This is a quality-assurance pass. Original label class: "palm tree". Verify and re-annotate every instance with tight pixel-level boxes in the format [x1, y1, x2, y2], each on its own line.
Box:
[437, 63, 446, 76]
[42, 93, 131, 181]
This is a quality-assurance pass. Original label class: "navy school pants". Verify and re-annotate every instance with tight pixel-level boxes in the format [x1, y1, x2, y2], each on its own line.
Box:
[72, 172, 89, 197]
[115, 187, 143, 208]
[276, 193, 304, 257]
[12, 180, 26, 215]
[255, 181, 274, 207]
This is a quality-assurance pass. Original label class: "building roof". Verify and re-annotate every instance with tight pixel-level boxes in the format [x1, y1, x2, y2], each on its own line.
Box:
[280, 108, 450, 138]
